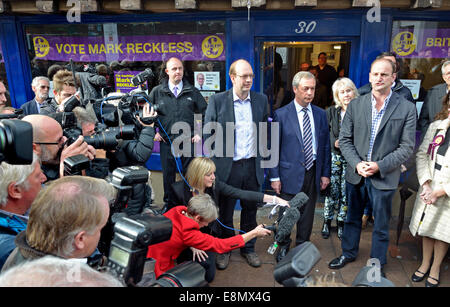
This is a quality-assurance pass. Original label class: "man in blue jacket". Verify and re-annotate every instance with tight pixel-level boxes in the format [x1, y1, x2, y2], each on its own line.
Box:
[0, 154, 46, 270]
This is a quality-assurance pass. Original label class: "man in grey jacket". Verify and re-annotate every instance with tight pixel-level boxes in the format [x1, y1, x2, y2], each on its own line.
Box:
[328, 58, 416, 273]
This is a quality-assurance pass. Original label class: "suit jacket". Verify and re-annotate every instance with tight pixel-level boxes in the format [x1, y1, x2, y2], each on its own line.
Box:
[204, 89, 269, 186]
[146, 206, 245, 277]
[339, 91, 417, 190]
[19, 98, 39, 115]
[417, 83, 447, 138]
[269, 101, 331, 195]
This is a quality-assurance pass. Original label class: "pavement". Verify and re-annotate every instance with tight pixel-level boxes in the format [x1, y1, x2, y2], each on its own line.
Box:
[209, 203, 450, 287]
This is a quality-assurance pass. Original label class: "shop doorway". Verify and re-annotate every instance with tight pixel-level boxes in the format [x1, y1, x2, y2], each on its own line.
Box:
[260, 41, 351, 115]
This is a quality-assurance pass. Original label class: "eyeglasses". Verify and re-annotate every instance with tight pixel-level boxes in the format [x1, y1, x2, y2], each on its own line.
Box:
[236, 74, 255, 80]
[34, 137, 66, 147]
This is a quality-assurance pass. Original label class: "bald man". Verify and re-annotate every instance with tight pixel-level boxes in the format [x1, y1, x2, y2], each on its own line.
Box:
[23, 114, 95, 181]
[149, 57, 207, 205]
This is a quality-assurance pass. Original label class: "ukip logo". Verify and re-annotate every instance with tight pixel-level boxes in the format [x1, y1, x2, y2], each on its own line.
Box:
[201, 35, 224, 59]
[33, 36, 50, 58]
[391, 31, 417, 57]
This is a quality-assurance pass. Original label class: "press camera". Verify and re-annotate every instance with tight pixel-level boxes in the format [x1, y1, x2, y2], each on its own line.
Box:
[0, 119, 33, 165]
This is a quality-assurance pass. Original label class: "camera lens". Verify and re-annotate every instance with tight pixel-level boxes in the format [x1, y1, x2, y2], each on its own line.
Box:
[0, 120, 33, 165]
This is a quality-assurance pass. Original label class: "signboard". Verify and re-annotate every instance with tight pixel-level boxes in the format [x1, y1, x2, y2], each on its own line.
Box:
[114, 70, 141, 93]
[194, 71, 220, 91]
[32, 34, 226, 62]
[391, 28, 450, 58]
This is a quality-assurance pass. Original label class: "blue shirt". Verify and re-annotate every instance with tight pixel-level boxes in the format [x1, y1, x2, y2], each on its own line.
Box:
[233, 91, 256, 161]
[367, 90, 393, 161]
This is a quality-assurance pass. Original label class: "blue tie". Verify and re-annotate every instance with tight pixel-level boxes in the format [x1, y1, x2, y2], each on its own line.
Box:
[302, 108, 314, 171]
[173, 86, 178, 97]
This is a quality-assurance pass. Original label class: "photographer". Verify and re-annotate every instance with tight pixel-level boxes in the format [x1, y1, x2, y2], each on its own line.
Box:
[1, 175, 115, 272]
[40, 70, 77, 115]
[0, 154, 46, 270]
[106, 102, 158, 215]
[146, 194, 271, 281]
[23, 114, 96, 181]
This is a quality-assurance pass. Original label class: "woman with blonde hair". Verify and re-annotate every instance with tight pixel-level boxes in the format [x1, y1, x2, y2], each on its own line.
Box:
[409, 91, 450, 287]
[322, 77, 359, 240]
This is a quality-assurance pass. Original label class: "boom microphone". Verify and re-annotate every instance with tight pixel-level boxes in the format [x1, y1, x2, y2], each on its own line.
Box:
[267, 192, 309, 255]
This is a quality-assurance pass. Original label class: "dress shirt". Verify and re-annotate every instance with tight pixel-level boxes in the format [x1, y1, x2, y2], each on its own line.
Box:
[367, 90, 393, 161]
[169, 80, 183, 97]
[294, 101, 317, 159]
[233, 90, 256, 161]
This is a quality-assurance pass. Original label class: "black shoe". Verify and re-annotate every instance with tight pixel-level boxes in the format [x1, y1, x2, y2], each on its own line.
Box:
[337, 221, 344, 240]
[328, 255, 355, 269]
[275, 242, 291, 263]
[321, 220, 331, 239]
[411, 268, 430, 282]
[425, 276, 440, 287]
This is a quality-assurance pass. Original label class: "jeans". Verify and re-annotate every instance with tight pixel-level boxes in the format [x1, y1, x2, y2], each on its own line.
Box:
[341, 178, 395, 266]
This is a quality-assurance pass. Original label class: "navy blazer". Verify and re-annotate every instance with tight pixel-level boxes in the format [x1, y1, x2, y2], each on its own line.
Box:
[269, 101, 331, 195]
[20, 99, 39, 115]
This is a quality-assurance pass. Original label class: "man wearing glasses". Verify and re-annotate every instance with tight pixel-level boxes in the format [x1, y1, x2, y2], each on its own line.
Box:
[20, 77, 50, 115]
[205, 59, 269, 269]
[23, 114, 95, 182]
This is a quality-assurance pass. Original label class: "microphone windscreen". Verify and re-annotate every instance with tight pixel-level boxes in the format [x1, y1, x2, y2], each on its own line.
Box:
[288, 192, 309, 209]
[275, 207, 300, 242]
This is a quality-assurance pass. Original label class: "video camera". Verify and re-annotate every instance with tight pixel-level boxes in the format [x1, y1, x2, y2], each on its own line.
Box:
[0, 119, 33, 165]
[105, 212, 208, 287]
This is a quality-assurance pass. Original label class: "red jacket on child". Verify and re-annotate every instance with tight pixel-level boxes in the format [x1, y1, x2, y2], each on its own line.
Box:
[147, 206, 245, 277]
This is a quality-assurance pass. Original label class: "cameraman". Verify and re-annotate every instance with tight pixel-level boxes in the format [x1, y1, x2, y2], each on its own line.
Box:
[106, 102, 158, 215]
[23, 114, 96, 181]
[0, 154, 46, 270]
[1, 175, 115, 272]
[40, 70, 76, 115]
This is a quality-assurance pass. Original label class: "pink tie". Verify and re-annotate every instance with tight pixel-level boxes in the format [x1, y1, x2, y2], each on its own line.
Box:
[173, 86, 178, 97]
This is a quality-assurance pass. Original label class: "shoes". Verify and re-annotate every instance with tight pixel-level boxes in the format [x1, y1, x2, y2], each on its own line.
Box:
[275, 241, 291, 263]
[337, 221, 344, 240]
[240, 252, 261, 268]
[411, 268, 430, 282]
[425, 275, 440, 287]
[216, 252, 231, 270]
[328, 255, 355, 269]
[321, 220, 331, 239]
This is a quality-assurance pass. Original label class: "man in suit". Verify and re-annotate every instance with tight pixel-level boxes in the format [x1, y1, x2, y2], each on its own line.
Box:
[204, 59, 269, 269]
[20, 77, 50, 115]
[329, 58, 416, 274]
[269, 71, 331, 261]
[418, 60, 450, 139]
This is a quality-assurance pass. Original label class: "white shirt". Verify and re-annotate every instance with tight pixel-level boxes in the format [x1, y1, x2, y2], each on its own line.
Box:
[294, 101, 317, 158]
[233, 90, 256, 161]
[169, 80, 183, 97]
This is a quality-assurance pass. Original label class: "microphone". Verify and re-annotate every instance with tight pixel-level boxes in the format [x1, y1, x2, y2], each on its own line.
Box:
[267, 192, 309, 255]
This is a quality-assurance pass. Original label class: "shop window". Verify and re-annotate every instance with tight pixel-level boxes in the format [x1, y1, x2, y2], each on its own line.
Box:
[24, 20, 226, 102]
[391, 20, 450, 103]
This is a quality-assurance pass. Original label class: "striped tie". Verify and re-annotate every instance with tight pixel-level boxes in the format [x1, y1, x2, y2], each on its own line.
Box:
[302, 107, 314, 171]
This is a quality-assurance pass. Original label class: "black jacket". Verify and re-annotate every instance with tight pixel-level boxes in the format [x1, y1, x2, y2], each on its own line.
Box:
[326, 106, 344, 155]
[149, 78, 207, 141]
[358, 80, 415, 103]
[168, 179, 264, 211]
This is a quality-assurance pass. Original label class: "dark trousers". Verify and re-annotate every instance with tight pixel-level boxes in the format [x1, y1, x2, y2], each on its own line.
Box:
[218, 158, 259, 254]
[160, 141, 193, 204]
[341, 178, 395, 266]
[280, 163, 317, 246]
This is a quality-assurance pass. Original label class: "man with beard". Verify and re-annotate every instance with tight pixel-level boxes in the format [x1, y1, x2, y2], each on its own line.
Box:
[22, 114, 95, 182]
[20, 77, 51, 115]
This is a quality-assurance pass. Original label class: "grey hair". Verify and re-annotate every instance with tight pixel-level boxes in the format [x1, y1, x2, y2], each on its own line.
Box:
[31, 76, 50, 87]
[187, 194, 218, 222]
[0, 153, 40, 207]
[332, 77, 359, 108]
[292, 71, 315, 88]
[0, 256, 123, 287]
[72, 106, 97, 127]
[442, 60, 450, 75]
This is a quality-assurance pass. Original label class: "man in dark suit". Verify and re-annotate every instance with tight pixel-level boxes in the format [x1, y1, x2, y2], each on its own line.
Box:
[329, 58, 416, 274]
[269, 71, 331, 261]
[20, 76, 50, 115]
[204, 59, 269, 269]
[417, 60, 450, 139]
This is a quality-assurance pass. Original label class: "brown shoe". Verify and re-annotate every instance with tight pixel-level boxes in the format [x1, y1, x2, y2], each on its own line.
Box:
[241, 252, 261, 267]
[216, 252, 231, 270]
